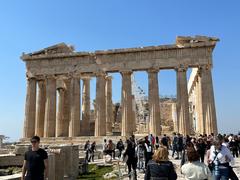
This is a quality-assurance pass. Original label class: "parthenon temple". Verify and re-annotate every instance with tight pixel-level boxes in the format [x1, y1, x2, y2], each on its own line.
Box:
[21, 35, 218, 141]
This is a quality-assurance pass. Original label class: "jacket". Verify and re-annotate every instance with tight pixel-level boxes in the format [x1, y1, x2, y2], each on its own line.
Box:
[144, 160, 177, 180]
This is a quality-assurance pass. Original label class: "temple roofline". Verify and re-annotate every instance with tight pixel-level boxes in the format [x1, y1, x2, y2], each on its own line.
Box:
[21, 35, 219, 61]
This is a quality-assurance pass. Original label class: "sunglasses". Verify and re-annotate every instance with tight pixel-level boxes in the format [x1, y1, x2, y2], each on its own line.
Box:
[31, 141, 38, 144]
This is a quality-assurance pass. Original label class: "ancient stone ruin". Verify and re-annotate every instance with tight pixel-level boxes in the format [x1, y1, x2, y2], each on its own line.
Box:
[20, 35, 219, 144]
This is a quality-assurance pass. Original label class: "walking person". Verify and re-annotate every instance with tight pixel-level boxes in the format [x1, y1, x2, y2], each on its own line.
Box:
[89, 141, 96, 162]
[123, 139, 138, 180]
[144, 146, 177, 180]
[197, 138, 207, 163]
[181, 149, 212, 180]
[21, 136, 48, 180]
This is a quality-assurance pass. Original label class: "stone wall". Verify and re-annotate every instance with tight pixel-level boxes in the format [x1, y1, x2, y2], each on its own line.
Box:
[0, 155, 23, 167]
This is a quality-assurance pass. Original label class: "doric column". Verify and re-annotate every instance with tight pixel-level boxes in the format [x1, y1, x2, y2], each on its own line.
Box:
[120, 70, 133, 136]
[176, 66, 190, 135]
[63, 79, 71, 136]
[95, 72, 106, 136]
[81, 77, 91, 136]
[148, 68, 161, 136]
[69, 77, 81, 137]
[44, 76, 56, 137]
[199, 65, 218, 135]
[106, 76, 113, 135]
[196, 76, 205, 134]
[56, 87, 65, 137]
[23, 77, 37, 138]
[35, 80, 46, 137]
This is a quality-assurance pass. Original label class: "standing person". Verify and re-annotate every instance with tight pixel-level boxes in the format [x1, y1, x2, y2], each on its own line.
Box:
[103, 139, 108, 155]
[123, 139, 137, 180]
[144, 146, 177, 180]
[155, 136, 159, 149]
[106, 139, 114, 157]
[84, 140, 91, 162]
[197, 138, 207, 163]
[181, 149, 212, 180]
[161, 134, 169, 149]
[21, 136, 48, 180]
[148, 134, 155, 147]
[116, 139, 125, 159]
[89, 141, 96, 162]
[229, 136, 239, 158]
[172, 132, 178, 158]
[209, 138, 235, 180]
[136, 141, 145, 170]
[176, 133, 183, 159]
[112, 141, 116, 159]
[144, 138, 153, 169]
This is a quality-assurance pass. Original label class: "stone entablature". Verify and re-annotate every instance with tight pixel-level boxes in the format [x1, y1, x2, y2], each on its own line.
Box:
[22, 36, 218, 78]
[21, 36, 219, 139]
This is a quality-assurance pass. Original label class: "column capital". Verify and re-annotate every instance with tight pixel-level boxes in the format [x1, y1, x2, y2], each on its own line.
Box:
[45, 74, 57, 79]
[81, 76, 92, 81]
[34, 75, 46, 81]
[147, 68, 159, 73]
[26, 76, 37, 81]
[175, 65, 188, 72]
[105, 75, 113, 80]
[95, 71, 106, 77]
[120, 70, 132, 76]
[199, 64, 212, 71]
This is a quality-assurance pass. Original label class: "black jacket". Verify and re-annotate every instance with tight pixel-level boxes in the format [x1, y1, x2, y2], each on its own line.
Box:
[144, 160, 177, 180]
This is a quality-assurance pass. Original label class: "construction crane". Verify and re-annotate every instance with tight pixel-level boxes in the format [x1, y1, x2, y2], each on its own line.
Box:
[131, 75, 148, 123]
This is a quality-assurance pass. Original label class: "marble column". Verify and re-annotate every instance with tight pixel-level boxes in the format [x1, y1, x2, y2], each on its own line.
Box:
[69, 77, 81, 137]
[148, 69, 161, 136]
[95, 72, 106, 136]
[106, 76, 113, 135]
[56, 87, 65, 137]
[35, 80, 46, 137]
[81, 77, 91, 136]
[176, 67, 190, 135]
[199, 65, 218, 135]
[196, 76, 205, 134]
[63, 79, 71, 136]
[121, 70, 133, 136]
[44, 76, 56, 137]
[23, 77, 37, 138]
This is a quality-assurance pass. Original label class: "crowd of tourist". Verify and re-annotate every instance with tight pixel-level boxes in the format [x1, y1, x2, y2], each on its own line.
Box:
[84, 133, 240, 180]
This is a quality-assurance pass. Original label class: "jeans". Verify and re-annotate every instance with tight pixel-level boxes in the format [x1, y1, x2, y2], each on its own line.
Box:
[213, 165, 229, 180]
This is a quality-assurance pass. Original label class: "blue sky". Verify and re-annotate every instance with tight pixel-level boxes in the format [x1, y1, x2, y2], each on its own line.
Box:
[0, 1, 239, 141]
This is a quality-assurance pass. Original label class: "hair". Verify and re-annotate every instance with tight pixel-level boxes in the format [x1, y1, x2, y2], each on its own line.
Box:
[152, 146, 169, 162]
[31, 136, 40, 142]
[187, 149, 200, 162]
[213, 137, 222, 150]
